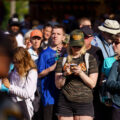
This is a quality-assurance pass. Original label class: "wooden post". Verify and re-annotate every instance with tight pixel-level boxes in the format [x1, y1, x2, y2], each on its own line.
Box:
[10, 0, 16, 17]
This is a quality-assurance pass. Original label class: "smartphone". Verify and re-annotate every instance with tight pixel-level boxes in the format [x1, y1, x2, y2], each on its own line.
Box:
[70, 64, 77, 69]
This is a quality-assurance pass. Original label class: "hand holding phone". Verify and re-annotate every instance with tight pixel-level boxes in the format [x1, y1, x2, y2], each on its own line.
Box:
[70, 63, 77, 70]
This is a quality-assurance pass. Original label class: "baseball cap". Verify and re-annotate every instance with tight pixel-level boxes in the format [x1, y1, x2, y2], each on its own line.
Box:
[69, 29, 84, 47]
[9, 17, 20, 27]
[81, 26, 94, 37]
[30, 29, 43, 38]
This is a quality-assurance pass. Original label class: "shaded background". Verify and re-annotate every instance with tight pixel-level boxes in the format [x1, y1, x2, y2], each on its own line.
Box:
[0, 0, 120, 30]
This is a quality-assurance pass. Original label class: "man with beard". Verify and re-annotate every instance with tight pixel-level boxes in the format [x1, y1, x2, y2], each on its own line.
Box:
[5, 17, 25, 48]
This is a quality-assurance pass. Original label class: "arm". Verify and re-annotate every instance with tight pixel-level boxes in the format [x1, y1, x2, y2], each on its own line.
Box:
[55, 73, 65, 89]
[72, 54, 98, 89]
[72, 67, 98, 89]
[55, 57, 71, 89]
[79, 71, 98, 89]
[38, 62, 57, 78]
[3, 69, 38, 99]
[37, 52, 57, 78]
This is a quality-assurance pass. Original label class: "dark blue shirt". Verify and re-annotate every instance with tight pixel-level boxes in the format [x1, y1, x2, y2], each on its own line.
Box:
[106, 61, 120, 107]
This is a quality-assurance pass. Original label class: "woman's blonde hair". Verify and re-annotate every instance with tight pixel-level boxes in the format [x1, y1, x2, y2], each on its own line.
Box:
[67, 45, 86, 63]
[13, 47, 36, 77]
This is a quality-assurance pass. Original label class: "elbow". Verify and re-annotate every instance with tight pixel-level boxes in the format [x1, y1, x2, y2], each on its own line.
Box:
[38, 74, 41, 78]
[38, 73, 43, 78]
[89, 85, 95, 89]
[90, 82, 96, 89]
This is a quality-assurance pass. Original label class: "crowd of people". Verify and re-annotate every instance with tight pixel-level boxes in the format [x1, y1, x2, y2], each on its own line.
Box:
[0, 13, 120, 120]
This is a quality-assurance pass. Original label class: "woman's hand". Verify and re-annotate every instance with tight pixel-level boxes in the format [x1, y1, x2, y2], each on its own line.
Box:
[71, 66, 82, 76]
[64, 63, 72, 76]
[2, 78, 10, 88]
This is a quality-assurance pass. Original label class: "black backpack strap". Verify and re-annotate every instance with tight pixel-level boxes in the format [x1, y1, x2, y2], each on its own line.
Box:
[101, 40, 109, 57]
[99, 34, 109, 57]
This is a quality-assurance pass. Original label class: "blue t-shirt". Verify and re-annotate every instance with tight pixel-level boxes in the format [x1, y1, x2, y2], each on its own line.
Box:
[37, 47, 59, 106]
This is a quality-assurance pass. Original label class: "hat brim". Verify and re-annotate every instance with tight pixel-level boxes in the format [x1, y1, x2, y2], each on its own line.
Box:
[69, 40, 84, 47]
[98, 26, 120, 35]
[10, 23, 20, 27]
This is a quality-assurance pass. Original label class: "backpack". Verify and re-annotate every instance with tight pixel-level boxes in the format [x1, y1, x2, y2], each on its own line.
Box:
[26, 68, 40, 113]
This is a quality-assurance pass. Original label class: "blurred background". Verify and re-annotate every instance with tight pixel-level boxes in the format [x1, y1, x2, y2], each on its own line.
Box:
[0, 0, 120, 30]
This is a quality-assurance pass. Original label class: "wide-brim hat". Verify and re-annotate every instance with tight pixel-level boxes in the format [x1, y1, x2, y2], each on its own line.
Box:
[98, 19, 120, 35]
[69, 29, 84, 47]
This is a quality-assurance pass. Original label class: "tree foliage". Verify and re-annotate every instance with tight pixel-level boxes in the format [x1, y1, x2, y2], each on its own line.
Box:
[1, 1, 29, 30]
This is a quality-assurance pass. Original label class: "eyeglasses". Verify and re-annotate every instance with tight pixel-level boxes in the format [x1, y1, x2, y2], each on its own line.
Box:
[31, 36, 42, 40]
[112, 41, 120, 45]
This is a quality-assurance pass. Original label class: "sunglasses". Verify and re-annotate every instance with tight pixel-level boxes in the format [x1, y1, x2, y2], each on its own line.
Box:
[72, 46, 82, 49]
[84, 35, 93, 39]
[32, 36, 42, 40]
[112, 41, 120, 45]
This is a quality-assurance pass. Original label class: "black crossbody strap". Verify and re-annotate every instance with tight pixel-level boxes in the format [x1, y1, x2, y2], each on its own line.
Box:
[101, 40, 109, 57]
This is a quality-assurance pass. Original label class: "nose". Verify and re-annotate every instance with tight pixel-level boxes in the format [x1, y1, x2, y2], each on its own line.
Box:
[54, 33, 57, 37]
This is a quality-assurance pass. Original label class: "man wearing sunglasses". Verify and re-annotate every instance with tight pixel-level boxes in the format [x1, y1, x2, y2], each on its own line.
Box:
[81, 26, 104, 65]
[28, 29, 43, 64]
[81, 26, 105, 120]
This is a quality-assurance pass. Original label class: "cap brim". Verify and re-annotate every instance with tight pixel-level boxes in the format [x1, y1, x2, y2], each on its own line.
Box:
[31, 35, 42, 38]
[69, 40, 84, 47]
[98, 26, 120, 35]
[10, 23, 20, 26]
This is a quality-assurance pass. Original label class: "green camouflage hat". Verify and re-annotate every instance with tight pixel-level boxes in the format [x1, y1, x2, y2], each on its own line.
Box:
[69, 29, 84, 47]
[63, 34, 70, 44]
